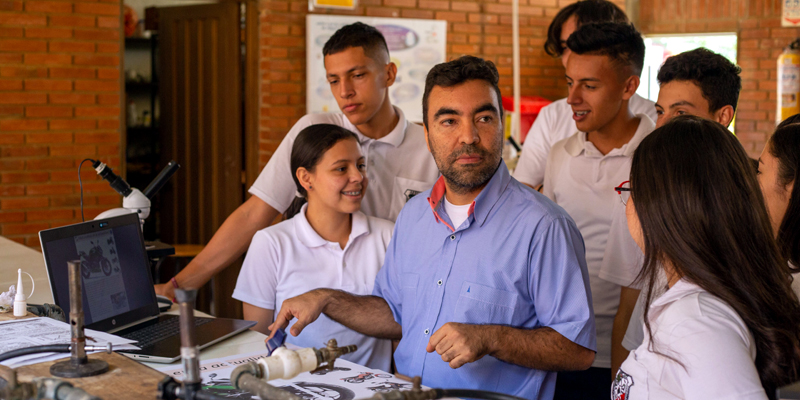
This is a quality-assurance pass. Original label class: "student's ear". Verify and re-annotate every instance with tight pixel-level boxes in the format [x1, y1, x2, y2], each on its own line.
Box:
[714, 105, 735, 128]
[296, 167, 314, 193]
[385, 62, 397, 88]
[621, 75, 640, 101]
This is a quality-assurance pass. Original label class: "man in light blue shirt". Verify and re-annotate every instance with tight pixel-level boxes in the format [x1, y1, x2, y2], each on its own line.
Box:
[269, 56, 596, 399]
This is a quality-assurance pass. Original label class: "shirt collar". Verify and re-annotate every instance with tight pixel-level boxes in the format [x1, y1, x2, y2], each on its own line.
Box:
[563, 113, 656, 157]
[294, 203, 370, 248]
[426, 160, 511, 232]
[344, 106, 408, 148]
[650, 278, 705, 311]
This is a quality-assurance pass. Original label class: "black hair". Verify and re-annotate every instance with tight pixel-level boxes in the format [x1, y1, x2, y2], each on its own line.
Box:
[657, 48, 742, 113]
[768, 120, 800, 268]
[284, 124, 360, 220]
[631, 115, 800, 394]
[422, 55, 503, 128]
[322, 22, 389, 63]
[545, 0, 628, 58]
[566, 22, 645, 77]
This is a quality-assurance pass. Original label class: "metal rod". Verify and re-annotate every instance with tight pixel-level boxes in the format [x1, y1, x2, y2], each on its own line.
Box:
[67, 260, 86, 363]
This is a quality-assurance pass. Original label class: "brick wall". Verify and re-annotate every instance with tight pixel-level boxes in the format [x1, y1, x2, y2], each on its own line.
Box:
[639, 0, 797, 157]
[0, 0, 122, 247]
[257, 0, 625, 166]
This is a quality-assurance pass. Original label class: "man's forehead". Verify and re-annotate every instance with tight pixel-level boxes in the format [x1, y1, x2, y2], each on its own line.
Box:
[566, 53, 615, 76]
[429, 81, 500, 111]
[658, 80, 707, 106]
[323, 47, 377, 73]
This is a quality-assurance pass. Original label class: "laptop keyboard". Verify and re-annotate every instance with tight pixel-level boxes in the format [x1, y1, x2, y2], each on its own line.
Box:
[121, 317, 214, 349]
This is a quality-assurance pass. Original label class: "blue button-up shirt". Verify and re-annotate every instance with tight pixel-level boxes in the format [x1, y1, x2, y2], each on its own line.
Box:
[373, 160, 596, 399]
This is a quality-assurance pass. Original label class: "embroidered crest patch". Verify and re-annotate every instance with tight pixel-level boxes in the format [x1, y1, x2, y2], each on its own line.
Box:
[611, 369, 634, 400]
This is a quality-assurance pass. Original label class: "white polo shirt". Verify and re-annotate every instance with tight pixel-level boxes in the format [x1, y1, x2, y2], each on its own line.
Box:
[542, 114, 655, 368]
[232, 204, 395, 371]
[614, 279, 767, 400]
[249, 107, 440, 222]
[513, 94, 656, 187]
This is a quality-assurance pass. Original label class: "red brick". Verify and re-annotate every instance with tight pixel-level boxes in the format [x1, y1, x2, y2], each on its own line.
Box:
[0, 119, 47, 131]
[0, 26, 23, 37]
[0, 14, 46, 26]
[1, 171, 49, 183]
[97, 119, 117, 129]
[26, 209, 73, 221]
[24, 79, 72, 91]
[2, 222, 50, 235]
[419, 0, 449, 9]
[50, 67, 95, 79]
[49, 15, 95, 28]
[96, 67, 118, 80]
[384, 0, 416, 7]
[0, 185, 24, 196]
[50, 93, 95, 104]
[0, 1, 22, 11]
[95, 42, 118, 53]
[49, 144, 95, 157]
[0, 53, 22, 63]
[0, 159, 23, 169]
[24, 53, 72, 65]
[0, 106, 23, 116]
[0, 211, 24, 223]
[401, 9, 434, 18]
[0, 79, 22, 91]
[74, 131, 117, 143]
[26, 184, 74, 196]
[74, 2, 119, 15]
[73, 54, 118, 67]
[74, 28, 118, 41]
[435, 10, 466, 22]
[25, 27, 73, 39]
[96, 143, 118, 154]
[74, 79, 117, 91]
[96, 16, 119, 28]
[74, 106, 117, 116]
[50, 195, 82, 207]
[740, 28, 770, 39]
[49, 40, 94, 53]
[26, 132, 73, 143]
[26, 1, 73, 13]
[0, 38, 46, 51]
[96, 93, 118, 104]
[365, 7, 400, 17]
[49, 119, 95, 130]
[25, 105, 72, 117]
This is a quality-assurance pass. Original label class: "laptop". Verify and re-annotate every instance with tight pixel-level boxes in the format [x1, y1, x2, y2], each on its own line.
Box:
[39, 213, 256, 363]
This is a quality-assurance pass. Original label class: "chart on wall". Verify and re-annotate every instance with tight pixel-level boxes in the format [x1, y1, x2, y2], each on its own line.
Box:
[306, 15, 447, 123]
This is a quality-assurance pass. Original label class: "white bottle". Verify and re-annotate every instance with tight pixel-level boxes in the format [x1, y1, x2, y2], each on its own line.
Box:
[13, 269, 34, 317]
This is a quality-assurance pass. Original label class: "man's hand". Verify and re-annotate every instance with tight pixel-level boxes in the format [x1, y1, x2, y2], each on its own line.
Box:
[267, 289, 331, 340]
[154, 283, 174, 299]
[426, 323, 490, 369]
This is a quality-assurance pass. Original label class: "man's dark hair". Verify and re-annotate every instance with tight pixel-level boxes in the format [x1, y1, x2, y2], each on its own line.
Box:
[657, 48, 742, 113]
[545, 0, 628, 58]
[767, 121, 800, 269]
[322, 22, 389, 63]
[566, 22, 645, 77]
[422, 56, 503, 128]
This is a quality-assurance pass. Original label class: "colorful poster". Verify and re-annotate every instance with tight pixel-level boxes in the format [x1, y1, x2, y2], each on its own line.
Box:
[783, 0, 800, 26]
[306, 15, 447, 123]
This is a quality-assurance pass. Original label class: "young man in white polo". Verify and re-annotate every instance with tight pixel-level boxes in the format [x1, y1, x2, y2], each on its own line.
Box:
[541, 22, 652, 399]
[154, 23, 440, 300]
[513, 0, 656, 190]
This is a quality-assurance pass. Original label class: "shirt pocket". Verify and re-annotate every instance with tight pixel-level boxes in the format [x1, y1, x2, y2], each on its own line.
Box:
[453, 281, 518, 326]
[390, 176, 434, 219]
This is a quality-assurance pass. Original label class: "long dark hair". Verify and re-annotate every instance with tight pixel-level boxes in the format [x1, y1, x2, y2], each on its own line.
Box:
[769, 121, 800, 268]
[631, 116, 800, 393]
[283, 124, 360, 219]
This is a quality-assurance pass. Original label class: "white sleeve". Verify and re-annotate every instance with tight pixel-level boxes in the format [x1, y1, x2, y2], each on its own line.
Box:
[542, 144, 557, 202]
[513, 105, 556, 187]
[664, 316, 767, 400]
[232, 230, 280, 310]
[599, 200, 644, 288]
[248, 117, 313, 213]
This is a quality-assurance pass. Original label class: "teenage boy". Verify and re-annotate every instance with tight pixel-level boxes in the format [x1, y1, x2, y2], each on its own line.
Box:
[155, 23, 440, 300]
[541, 22, 651, 399]
[267, 56, 596, 400]
[610, 47, 742, 357]
[513, 0, 656, 189]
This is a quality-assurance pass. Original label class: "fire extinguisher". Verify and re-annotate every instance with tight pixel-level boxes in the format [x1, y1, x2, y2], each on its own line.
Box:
[778, 39, 800, 124]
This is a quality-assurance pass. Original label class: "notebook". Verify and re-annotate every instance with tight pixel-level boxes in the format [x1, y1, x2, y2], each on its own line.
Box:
[39, 213, 255, 363]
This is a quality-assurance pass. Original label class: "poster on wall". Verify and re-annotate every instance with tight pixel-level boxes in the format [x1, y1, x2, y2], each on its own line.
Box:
[783, 0, 800, 26]
[306, 15, 447, 123]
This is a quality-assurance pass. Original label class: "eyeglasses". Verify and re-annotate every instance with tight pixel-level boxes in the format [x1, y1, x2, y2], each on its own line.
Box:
[615, 180, 631, 205]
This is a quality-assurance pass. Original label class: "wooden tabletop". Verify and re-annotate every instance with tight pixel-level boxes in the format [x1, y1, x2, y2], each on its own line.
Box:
[0, 236, 53, 304]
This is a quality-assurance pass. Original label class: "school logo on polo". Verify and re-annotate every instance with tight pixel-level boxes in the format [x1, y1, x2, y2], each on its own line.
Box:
[404, 189, 421, 201]
[612, 370, 634, 400]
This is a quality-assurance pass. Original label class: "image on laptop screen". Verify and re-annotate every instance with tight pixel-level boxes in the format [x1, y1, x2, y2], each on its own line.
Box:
[41, 214, 158, 328]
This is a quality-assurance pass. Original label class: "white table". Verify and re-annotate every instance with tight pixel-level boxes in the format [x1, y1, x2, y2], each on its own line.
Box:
[0, 235, 265, 370]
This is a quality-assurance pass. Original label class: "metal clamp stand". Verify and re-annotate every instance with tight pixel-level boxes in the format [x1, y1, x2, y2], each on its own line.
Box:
[50, 261, 109, 378]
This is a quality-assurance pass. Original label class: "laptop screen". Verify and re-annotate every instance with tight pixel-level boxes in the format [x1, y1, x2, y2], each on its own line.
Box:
[39, 213, 160, 331]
